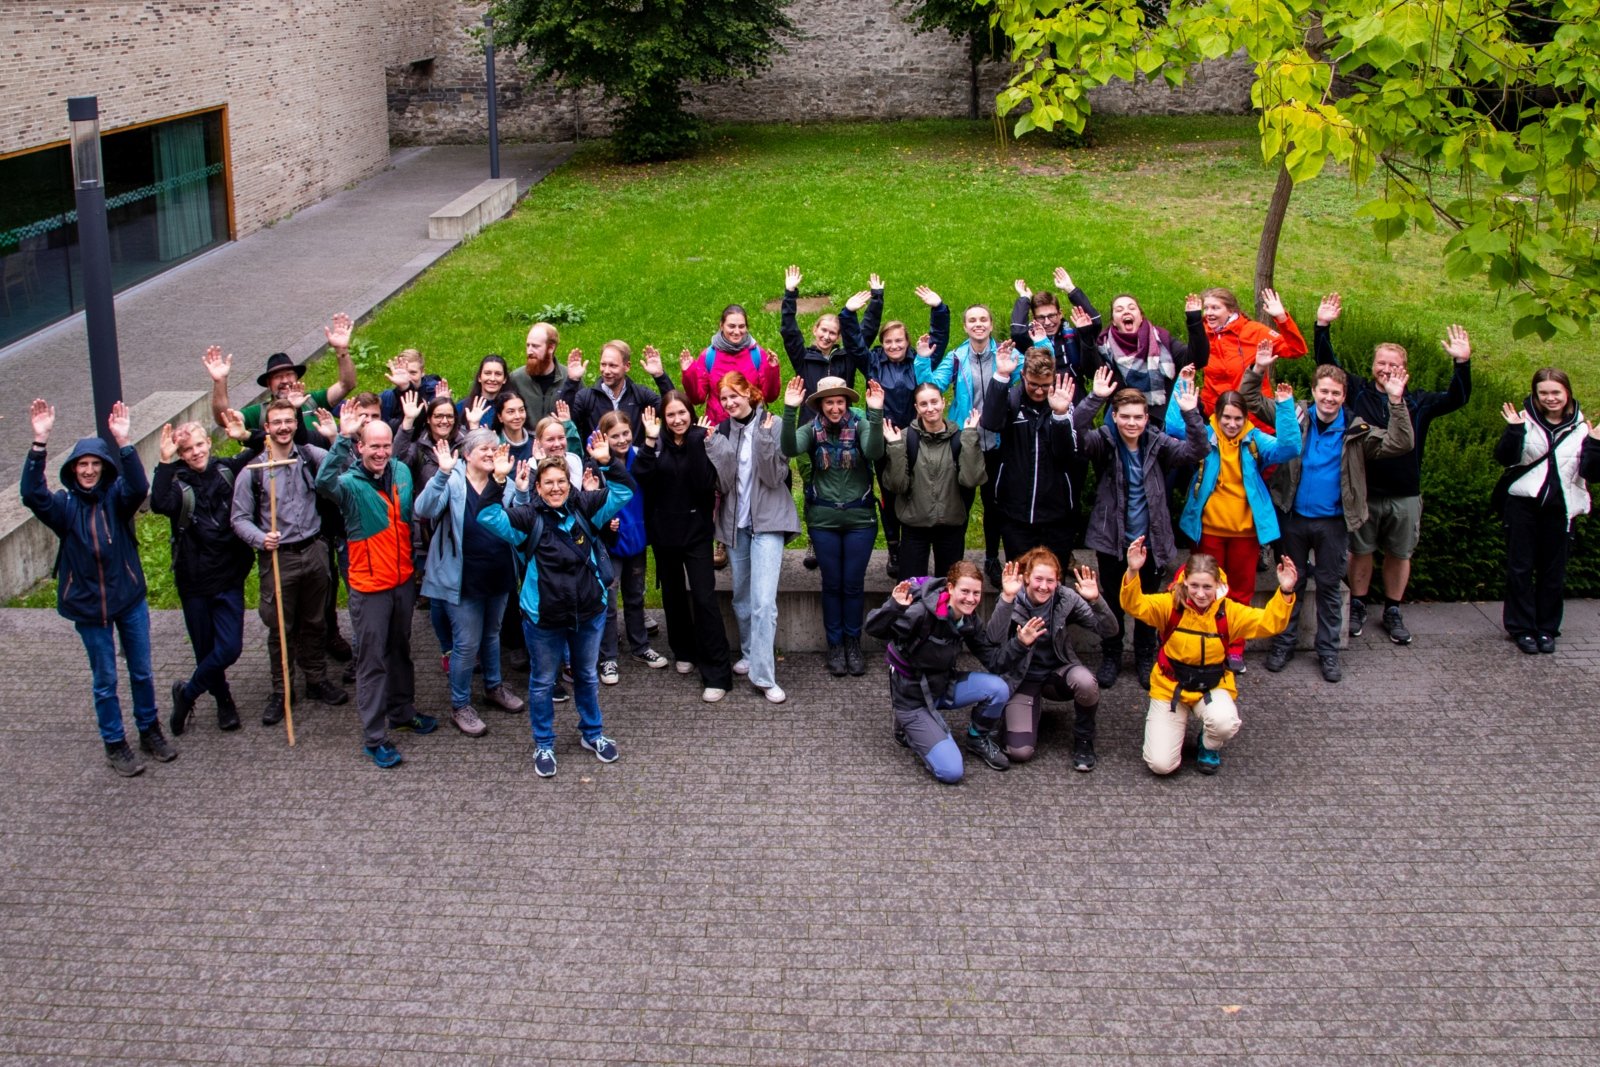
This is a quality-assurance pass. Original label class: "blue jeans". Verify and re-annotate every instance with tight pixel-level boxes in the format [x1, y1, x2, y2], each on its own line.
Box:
[429, 599, 452, 656]
[524, 610, 606, 750]
[810, 523, 876, 644]
[729, 526, 785, 689]
[75, 600, 157, 744]
[444, 593, 507, 709]
[177, 586, 244, 704]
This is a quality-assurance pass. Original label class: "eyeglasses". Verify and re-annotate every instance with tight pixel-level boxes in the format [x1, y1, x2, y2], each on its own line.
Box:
[1035, 311, 1062, 322]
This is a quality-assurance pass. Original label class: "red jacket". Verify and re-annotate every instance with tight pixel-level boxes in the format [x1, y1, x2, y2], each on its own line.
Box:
[682, 342, 782, 425]
[1201, 313, 1307, 416]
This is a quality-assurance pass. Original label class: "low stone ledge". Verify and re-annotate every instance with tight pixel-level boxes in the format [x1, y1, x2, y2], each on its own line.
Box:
[427, 178, 518, 241]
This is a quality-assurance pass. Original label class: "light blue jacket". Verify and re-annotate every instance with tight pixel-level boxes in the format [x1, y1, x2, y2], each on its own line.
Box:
[1166, 393, 1301, 544]
[916, 338, 1020, 451]
[413, 466, 523, 605]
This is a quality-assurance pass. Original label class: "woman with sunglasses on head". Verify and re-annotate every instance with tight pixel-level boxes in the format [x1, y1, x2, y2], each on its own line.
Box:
[1496, 367, 1600, 654]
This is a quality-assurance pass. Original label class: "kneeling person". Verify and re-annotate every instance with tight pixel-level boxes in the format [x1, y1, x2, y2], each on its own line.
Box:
[1120, 536, 1297, 776]
[987, 549, 1118, 772]
[865, 561, 1041, 784]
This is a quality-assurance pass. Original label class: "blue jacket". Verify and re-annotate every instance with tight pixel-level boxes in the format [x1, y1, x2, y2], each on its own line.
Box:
[413, 466, 516, 604]
[918, 339, 1019, 451]
[480, 458, 635, 627]
[1165, 393, 1301, 544]
[21, 438, 149, 624]
[607, 447, 648, 559]
[842, 294, 950, 431]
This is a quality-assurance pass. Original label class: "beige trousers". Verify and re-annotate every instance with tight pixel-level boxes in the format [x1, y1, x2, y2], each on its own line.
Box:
[1142, 690, 1241, 775]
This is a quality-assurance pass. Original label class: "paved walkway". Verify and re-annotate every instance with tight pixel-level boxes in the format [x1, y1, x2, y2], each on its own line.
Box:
[0, 597, 1595, 1062]
[0, 143, 571, 537]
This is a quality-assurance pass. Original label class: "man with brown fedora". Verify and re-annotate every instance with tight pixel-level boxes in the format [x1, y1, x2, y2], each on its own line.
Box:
[203, 313, 359, 433]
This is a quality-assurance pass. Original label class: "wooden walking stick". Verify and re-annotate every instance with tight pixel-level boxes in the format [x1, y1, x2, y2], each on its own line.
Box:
[248, 456, 302, 747]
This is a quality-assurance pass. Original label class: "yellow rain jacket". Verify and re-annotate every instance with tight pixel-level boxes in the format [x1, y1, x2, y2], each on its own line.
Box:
[1121, 569, 1295, 702]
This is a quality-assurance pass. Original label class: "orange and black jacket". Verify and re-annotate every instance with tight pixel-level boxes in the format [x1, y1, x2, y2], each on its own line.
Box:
[314, 434, 414, 593]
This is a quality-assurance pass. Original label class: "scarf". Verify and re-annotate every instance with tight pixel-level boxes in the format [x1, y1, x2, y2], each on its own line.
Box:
[1101, 320, 1177, 408]
[811, 411, 860, 471]
[710, 330, 754, 356]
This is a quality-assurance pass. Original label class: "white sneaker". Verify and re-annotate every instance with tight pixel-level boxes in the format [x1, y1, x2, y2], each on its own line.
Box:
[763, 684, 786, 704]
[599, 660, 620, 685]
[732, 658, 750, 676]
[675, 660, 695, 675]
[701, 687, 727, 703]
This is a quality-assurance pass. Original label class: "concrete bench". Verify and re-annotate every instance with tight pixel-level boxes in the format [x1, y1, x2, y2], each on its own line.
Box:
[427, 178, 518, 241]
[709, 547, 1344, 655]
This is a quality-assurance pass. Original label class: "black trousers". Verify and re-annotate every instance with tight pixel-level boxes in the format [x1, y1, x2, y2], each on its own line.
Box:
[899, 523, 968, 581]
[1503, 496, 1572, 637]
[654, 541, 733, 689]
[1096, 550, 1165, 660]
[998, 513, 1078, 573]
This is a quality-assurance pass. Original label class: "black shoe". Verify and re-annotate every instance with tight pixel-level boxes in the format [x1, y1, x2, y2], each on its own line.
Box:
[1072, 744, 1097, 773]
[802, 551, 819, 571]
[105, 741, 144, 777]
[1319, 655, 1342, 683]
[216, 696, 241, 732]
[551, 684, 570, 703]
[1349, 597, 1367, 637]
[826, 643, 847, 677]
[1134, 656, 1156, 689]
[844, 636, 866, 677]
[964, 729, 1010, 771]
[139, 724, 178, 763]
[306, 679, 348, 706]
[1380, 604, 1412, 645]
[1095, 654, 1120, 689]
[262, 693, 286, 726]
[342, 662, 356, 685]
[1265, 645, 1293, 672]
[893, 724, 909, 748]
[1537, 634, 1556, 654]
[984, 557, 1003, 589]
[169, 680, 195, 736]
[1515, 633, 1540, 655]
[327, 636, 354, 662]
[885, 543, 900, 581]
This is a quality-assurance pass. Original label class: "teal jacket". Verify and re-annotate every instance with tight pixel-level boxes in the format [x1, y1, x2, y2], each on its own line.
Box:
[916, 339, 1019, 451]
[1165, 391, 1300, 544]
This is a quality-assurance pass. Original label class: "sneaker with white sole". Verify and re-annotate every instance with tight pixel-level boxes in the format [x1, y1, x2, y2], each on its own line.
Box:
[599, 660, 620, 685]
[732, 658, 750, 676]
[675, 660, 695, 675]
[702, 687, 727, 703]
[533, 746, 557, 777]
[634, 649, 669, 669]
[580, 734, 619, 763]
[763, 684, 787, 704]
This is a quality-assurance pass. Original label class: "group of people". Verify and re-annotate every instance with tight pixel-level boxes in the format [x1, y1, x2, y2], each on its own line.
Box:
[25, 268, 1599, 783]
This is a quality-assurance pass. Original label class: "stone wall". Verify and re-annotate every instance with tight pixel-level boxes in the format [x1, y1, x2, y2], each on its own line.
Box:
[3, 1, 398, 239]
[385, 0, 1252, 145]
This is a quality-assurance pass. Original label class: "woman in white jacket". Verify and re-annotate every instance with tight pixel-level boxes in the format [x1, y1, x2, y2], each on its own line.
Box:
[1495, 367, 1600, 654]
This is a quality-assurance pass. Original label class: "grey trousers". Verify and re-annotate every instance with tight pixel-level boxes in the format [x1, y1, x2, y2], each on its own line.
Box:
[1274, 511, 1348, 659]
[257, 541, 330, 695]
[348, 581, 418, 746]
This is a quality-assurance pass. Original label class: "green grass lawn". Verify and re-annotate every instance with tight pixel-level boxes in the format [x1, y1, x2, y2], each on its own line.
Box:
[13, 116, 1593, 610]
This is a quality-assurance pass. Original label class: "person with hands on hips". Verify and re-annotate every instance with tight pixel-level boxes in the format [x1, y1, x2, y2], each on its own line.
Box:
[865, 561, 1041, 784]
[1120, 535, 1298, 777]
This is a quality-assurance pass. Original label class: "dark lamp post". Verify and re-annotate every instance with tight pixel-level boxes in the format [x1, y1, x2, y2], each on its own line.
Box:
[67, 96, 123, 449]
[484, 13, 501, 180]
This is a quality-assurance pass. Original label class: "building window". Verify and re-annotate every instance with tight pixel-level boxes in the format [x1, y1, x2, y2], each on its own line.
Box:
[0, 107, 231, 349]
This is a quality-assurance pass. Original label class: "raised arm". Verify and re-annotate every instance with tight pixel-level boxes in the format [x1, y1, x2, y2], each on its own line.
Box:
[203, 346, 234, 428]
[780, 266, 806, 370]
[322, 314, 358, 406]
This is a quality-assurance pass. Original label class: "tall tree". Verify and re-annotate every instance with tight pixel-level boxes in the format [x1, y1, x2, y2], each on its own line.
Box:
[990, 0, 1600, 336]
[491, 0, 795, 163]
